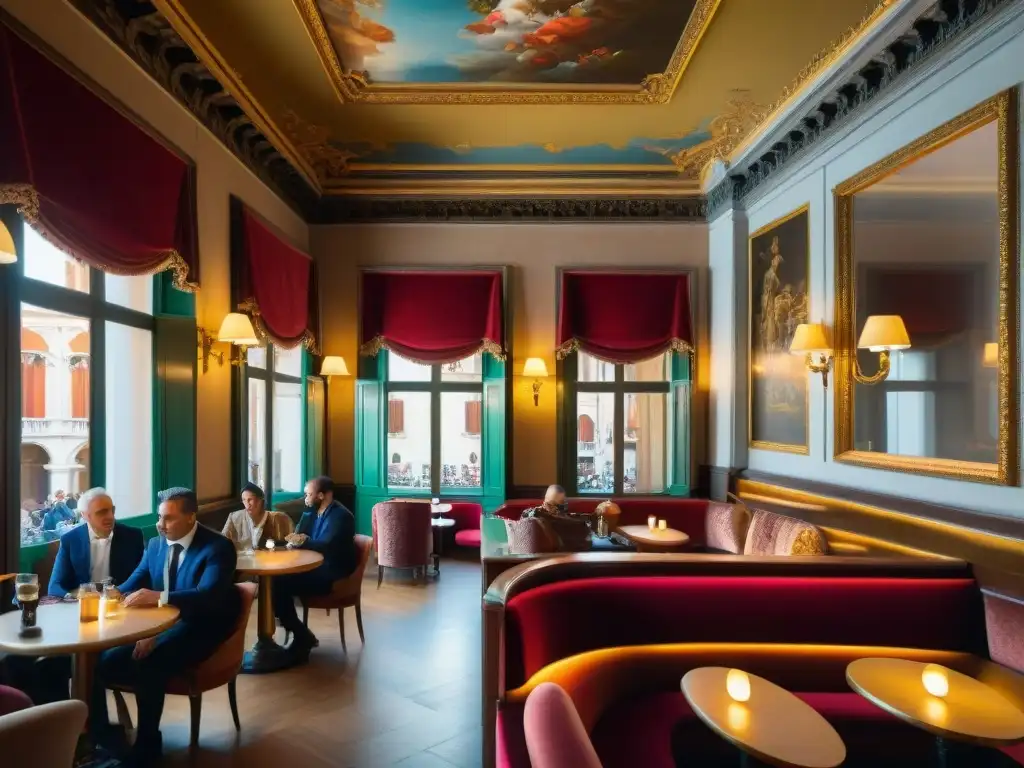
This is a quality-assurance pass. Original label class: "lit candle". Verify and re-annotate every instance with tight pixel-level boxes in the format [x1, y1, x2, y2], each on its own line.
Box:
[648, 516, 657, 530]
[266, 539, 276, 551]
[922, 664, 949, 698]
[658, 519, 667, 531]
[726, 669, 751, 702]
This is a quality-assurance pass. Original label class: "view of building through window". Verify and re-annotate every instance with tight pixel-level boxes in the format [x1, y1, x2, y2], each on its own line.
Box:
[246, 343, 304, 496]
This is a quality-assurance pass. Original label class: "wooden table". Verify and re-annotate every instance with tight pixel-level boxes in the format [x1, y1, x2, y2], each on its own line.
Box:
[236, 548, 324, 674]
[0, 601, 179, 703]
[847, 658, 1024, 766]
[619, 524, 690, 552]
[682, 667, 846, 768]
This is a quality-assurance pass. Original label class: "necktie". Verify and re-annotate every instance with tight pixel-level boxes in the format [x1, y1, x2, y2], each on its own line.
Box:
[167, 543, 183, 591]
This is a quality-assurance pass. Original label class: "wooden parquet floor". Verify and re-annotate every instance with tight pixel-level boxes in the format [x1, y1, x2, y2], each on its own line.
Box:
[114, 555, 483, 768]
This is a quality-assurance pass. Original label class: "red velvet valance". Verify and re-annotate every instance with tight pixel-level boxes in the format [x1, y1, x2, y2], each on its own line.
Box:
[236, 205, 318, 352]
[0, 23, 199, 290]
[359, 271, 505, 364]
[557, 271, 693, 363]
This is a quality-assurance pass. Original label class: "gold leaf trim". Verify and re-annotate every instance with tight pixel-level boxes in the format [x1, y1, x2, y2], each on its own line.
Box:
[555, 337, 694, 362]
[0, 184, 198, 292]
[238, 297, 319, 354]
[359, 335, 506, 364]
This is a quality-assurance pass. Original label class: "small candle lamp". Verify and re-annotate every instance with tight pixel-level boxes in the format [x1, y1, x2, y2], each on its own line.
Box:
[658, 519, 667, 531]
[922, 663, 949, 698]
[726, 669, 751, 703]
[648, 515, 657, 531]
[432, 498, 440, 506]
[266, 539, 276, 551]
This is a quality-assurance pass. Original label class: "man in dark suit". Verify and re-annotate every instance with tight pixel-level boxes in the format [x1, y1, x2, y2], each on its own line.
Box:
[275, 476, 356, 661]
[48, 487, 145, 597]
[91, 487, 241, 766]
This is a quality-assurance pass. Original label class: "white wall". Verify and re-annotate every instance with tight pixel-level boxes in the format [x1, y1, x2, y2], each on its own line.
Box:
[709, 10, 1024, 517]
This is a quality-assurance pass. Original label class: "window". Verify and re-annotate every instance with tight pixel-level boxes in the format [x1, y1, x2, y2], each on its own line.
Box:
[562, 350, 691, 496]
[244, 343, 306, 499]
[16, 223, 156, 546]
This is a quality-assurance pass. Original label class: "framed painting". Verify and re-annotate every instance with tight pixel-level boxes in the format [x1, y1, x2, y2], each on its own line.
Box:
[748, 205, 810, 453]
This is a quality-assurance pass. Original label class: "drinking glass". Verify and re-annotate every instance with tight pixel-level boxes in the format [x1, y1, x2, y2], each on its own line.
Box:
[102, 583, 122, 619]
[79, 583, 100, 623]
[15, 574, 39, 631]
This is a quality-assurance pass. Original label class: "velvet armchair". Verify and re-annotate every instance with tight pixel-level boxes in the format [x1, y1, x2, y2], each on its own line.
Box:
[372, 501, 433, 587]
[449, 502, 483, 548]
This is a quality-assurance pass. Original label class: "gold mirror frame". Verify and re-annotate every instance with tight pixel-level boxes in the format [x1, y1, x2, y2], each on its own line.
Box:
[833, 89, 1019, 485]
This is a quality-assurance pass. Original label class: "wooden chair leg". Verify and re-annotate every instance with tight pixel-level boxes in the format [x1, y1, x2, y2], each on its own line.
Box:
[377, 565, 384, 589]
[302, 604, 309, 626]
[355, 602, 365, 644]
[188, 693, 202, 749]
[227, 677, 241, 732]
[338, 606, 347, 654]
[112, 689, 133, 733]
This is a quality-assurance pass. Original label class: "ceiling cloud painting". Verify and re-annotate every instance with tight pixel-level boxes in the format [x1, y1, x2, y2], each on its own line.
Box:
[314, 0, 700, 85]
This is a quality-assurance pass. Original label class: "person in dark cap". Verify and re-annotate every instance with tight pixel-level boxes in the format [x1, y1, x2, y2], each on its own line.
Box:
[221, 482, 294, 552]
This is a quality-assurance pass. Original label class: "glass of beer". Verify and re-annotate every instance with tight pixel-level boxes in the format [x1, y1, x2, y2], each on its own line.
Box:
[78, 583, 100, 623]
[15, 574, 39, 632]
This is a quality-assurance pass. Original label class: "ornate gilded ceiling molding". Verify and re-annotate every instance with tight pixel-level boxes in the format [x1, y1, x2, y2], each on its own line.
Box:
[292, 0, 722, 105]
[663, 91, 769, 182]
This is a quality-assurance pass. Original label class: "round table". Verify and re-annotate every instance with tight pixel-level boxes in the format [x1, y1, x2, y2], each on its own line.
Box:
[236, 548, 324, 674]
[431, 518, 456, 575]
[618, 524, 690, 552]
[0, 601, 179, 703]
[847, 658, 1024, 765]
[682, 667, 846, 768]
[431, 503, 453, 516]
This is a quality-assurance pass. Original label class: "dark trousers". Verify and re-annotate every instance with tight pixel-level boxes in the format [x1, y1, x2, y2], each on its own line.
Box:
[1, 655, 71, 704]
[272, 567, 334, 632]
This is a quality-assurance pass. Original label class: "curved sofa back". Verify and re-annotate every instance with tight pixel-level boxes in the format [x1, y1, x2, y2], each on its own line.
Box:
[504, 575, 983, 689]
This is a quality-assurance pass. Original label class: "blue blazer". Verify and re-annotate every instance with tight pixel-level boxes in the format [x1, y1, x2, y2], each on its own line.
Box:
[120, 524, 240, 633]
[294, 501, 356, 580]
[48, 522, 145, 598]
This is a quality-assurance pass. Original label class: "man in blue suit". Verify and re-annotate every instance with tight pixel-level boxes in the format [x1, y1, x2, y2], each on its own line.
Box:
[91, 487, 241, 766]
[275, 476, 356, 661]
[48, 487, 145, 597]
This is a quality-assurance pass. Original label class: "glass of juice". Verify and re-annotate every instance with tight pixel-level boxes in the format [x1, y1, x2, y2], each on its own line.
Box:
[79, 583, 100, 623]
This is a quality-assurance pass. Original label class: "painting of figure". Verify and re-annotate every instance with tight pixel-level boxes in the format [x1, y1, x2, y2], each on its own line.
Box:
[749, 206, 810, 452]
[314, 0, 699, 85]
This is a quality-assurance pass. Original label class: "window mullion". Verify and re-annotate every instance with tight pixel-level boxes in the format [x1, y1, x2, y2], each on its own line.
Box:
[265, 345, 275, 502]
[614, 369, 625, 495]
[430, 367, 441, 495]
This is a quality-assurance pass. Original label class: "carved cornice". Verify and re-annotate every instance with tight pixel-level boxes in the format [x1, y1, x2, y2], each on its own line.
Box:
[707, 0, 1013, 212]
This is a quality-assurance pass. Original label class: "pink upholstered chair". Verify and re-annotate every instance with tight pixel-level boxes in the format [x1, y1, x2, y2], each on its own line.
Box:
[0, 686, 32, 717]
[524, 683, 602, 768]
[449, 502, 483, 548]
[372, 501, 433, 587]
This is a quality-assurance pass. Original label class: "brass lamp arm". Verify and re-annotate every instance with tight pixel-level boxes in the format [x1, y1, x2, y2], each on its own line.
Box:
[804, 353, 833, 389]
[852, 350, 892, 385]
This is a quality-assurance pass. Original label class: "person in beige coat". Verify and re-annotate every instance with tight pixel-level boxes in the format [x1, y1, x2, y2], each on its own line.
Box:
[221, 483, 293, 552]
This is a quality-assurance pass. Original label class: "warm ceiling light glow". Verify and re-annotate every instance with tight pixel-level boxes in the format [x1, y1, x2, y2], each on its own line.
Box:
[857, 315, 911, 353]
[216, 313, 259, 345]
[522, 357, 549, 378]
[0, 220, 16, 264]
[726, 669, 751, 703]
[790, 323, 831, 355]
[983, 342, 998, 369]
[922, 664, 949, 698]
[320, 355, 350, 377]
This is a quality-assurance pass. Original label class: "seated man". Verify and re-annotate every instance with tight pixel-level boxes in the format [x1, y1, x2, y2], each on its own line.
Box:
[274, 476, 356, 661]
[221, 482, 293, 552]
[91, 488, 240, 766]
[41, 491, 74, 531]
[521, 484, 592, 551]
[49, 487, 145, 597]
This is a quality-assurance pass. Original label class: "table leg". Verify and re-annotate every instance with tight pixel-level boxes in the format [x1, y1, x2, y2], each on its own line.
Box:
[936, 737, 949, 768]
[71, 651, 95, 705]
[241, 575, 291, 674]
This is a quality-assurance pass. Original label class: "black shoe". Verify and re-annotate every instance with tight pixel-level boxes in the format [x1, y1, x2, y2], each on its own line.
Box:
[285, 628, 317, 664]
[124, 733, 162, 768]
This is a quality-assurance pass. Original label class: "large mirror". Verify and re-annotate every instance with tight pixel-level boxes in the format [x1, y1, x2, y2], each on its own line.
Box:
[833, 90, 1018, 484]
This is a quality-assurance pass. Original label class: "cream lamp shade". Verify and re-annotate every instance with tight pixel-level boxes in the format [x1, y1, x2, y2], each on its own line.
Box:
[522, 357, 549, 378]
[857, 315, 911, 352]
[216, 312, 260, 345]
[320, 355, 350, 377]
[983, 342, 998, 369]
[0, 219, 16, 264]
[790, 323, 831, 355]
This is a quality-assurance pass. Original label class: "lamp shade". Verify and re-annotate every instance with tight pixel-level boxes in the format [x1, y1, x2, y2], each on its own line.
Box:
[857, 315, 911, 352]
[983, 342, 998, 369]
[790, 323, 830, 355]
[216, 312, 260, 345]
[0, 220, 16, 264]
[320, 355, 350, 377]
[523, 357, 549, 378]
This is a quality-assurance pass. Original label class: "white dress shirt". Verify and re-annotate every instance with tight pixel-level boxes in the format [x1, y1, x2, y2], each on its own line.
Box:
[88, 525, 113, 584]
[162, 522, 199, 601]
[247, 511, 268, 549]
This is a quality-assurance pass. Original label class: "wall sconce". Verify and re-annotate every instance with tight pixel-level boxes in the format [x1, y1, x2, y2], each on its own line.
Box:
[790, 323, 833, 389]
[522, 357, 548, 406]
[320, 355, 350, 378]
[217, 312, 260, 367]
[983, 342, 998, 369]
[854, 314, 910, 384]
[0, 220, 16, 265]
[196, 328, 224, 373]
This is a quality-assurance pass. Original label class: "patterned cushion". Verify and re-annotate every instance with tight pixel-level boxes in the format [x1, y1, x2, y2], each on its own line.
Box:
[705, 502, 751, 554]
[743, 509, 827, 556]
[505, 518, 558, 555]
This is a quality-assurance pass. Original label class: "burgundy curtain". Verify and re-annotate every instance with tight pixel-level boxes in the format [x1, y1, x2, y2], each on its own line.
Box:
[865, 269, 970, 345]
[235, 204, 319, 352]
[0, 23, 199, 290]
[556, 271, 694, 363]
[359, 271, 505, 364]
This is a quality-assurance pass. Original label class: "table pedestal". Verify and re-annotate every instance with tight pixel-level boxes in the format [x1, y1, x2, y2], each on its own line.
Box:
[241, 575, 290, 674]
[71, 651, 96, 704]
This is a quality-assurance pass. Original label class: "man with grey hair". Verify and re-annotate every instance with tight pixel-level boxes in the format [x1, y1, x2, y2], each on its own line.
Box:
[48, 487, 145, 597]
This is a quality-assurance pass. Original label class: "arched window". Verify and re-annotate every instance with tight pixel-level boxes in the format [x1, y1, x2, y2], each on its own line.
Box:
[20, 328, 47, 418]
[69, 331, 90, 419]
[578, 414, 595, 443]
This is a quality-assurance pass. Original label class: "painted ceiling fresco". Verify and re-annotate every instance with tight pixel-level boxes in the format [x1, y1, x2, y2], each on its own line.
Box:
[314, 0, 698, 86]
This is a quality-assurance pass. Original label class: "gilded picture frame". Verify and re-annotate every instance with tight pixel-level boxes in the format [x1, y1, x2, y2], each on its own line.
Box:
[832, 89, 1019, 485]
[748, 204, 811, 454]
